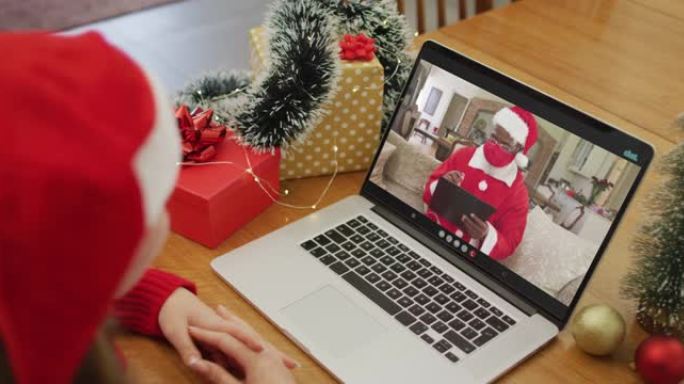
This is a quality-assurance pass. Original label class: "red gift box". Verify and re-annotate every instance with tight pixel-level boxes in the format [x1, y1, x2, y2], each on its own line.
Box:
[168, 132, 280, 248]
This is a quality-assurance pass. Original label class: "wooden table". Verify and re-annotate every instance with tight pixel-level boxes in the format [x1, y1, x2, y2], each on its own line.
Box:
[116, 0, 684, 382]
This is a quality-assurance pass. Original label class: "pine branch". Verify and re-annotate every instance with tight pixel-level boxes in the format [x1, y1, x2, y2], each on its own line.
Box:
[622, 131, 684, 329]
[176, 70, 251, 110]
[233, 0, 341, 150]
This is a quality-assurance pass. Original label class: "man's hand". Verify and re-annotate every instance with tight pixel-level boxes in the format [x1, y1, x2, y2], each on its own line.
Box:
[188, 327, 297, 384]
[443, 170, 464, 186]
[158, 288, 298, 371]
[462, 213, 489, 241]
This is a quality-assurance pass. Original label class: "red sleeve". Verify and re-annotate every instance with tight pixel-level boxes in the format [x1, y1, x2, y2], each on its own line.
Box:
[487, 184, 529, 260]
[113, 268, 196, 337]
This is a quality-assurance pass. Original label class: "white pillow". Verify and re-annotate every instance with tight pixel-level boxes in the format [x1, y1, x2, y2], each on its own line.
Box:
[501, 206, 598, 297]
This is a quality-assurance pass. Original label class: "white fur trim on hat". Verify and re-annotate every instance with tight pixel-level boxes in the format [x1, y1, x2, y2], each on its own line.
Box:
[132, 70, 181, 227]
[493, 107, 528, 146]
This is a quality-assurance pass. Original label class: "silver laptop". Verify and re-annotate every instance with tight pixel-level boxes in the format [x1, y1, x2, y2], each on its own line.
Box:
[212, 41, 653, 383]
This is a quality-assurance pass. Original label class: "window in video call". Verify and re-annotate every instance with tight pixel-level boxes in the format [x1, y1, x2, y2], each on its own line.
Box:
[369, 60, 642, 306]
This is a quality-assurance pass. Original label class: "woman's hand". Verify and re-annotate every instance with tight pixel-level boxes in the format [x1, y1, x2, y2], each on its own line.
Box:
[158, 288, 297, 370]
[189, 327, 297, 384]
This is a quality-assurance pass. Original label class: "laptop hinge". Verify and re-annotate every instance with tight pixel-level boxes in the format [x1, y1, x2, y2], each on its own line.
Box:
[371, 204, 540, 318]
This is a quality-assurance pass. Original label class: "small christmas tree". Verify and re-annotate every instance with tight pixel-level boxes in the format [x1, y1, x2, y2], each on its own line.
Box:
[622, 119, 684, 336]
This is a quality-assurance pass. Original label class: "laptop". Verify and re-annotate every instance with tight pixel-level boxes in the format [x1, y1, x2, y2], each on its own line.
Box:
[212, 41, 653, 383]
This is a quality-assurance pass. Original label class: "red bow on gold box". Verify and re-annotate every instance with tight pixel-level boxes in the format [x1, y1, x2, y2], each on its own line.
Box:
[175, 105, 227, 162]
[339, 33, 377, 61]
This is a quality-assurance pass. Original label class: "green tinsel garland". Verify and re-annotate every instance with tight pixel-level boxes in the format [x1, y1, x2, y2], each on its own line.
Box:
[176, 0, 411, 151]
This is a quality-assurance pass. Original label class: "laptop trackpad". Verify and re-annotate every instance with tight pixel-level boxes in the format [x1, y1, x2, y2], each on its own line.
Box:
[280, 285, 387, 358]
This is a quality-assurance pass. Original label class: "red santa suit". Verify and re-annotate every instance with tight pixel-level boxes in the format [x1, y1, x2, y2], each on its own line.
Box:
[422, 106, 538, 260]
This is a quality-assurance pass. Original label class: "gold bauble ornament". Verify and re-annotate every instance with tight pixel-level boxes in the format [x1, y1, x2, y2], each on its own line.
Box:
[571, 304, 626, 356]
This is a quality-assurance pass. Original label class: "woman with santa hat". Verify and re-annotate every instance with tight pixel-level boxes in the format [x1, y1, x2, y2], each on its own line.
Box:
[0, 32, 296, 383]
[423, 106, 538, 260]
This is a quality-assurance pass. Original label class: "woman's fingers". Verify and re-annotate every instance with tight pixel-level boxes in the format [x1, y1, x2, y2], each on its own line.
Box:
[190, 359, 241, 384]
[216, 305, 256, 333]
[163, 320, 202, 367]
[189, 326, 255, 368]
[215, 305, 300, 370]
[196, 310, 264, 352]
[279, 354, 300, 370]
[215, 304, 236, 321]
[215, 306, 266, 347]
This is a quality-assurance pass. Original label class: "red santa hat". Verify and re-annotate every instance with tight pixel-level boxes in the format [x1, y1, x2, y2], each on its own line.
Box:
[492, 106, 538, 168]
[0, 32, 180, 383]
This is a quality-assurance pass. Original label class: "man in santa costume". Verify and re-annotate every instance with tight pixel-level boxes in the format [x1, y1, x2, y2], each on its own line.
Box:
[422, 106, 538, 260]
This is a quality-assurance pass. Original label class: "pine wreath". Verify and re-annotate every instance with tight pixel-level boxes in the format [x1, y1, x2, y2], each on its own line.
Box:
[177, 0, 411, 151]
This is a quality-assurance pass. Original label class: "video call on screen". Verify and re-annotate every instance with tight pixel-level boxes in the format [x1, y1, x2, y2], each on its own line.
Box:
[370, 60, 641, 305]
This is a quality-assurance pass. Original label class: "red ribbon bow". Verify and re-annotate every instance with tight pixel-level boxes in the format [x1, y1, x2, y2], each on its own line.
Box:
[339, 33, 377, 61]
[175, 105, 227, 162]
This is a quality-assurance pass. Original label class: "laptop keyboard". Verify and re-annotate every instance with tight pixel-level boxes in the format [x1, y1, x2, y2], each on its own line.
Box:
[300, 215, 517, 364]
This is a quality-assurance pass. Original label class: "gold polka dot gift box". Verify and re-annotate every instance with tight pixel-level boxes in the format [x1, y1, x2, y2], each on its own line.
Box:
[249, 27, 384, 180]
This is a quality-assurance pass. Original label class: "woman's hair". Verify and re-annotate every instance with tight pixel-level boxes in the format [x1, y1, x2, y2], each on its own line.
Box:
[0, 324, 127, 384]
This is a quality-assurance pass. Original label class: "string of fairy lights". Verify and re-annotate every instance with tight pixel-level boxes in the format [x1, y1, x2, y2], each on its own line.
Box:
[178, 135, 340, 210]
[177, 85, 347, 210]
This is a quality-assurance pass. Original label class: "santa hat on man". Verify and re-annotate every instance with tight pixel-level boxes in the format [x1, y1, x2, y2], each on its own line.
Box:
[492, 105, 538, 169]
[0, 32, 180, 383]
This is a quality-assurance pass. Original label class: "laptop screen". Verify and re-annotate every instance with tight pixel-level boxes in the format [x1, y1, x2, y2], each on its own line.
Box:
[367, 58, 644, 310]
